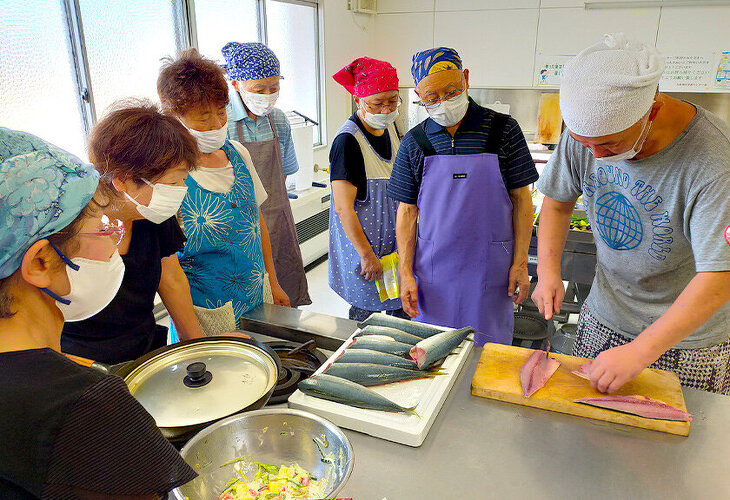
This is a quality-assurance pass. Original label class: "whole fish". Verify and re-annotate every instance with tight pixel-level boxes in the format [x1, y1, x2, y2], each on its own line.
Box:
[358, 313, 444, 339]
[348, 336, 412, 357]
[334, 348, 419, 370]
[520, 349, 561, 397]
[573, 395, 692, 422]
[358, 326, 422, 345]
[325, 362, 438, 386]
[297, 374, 417, 414]
[409, 327, 475, 369]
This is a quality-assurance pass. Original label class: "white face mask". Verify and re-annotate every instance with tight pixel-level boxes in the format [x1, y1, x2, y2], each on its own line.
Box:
[185, 122, 228, 153]
[241, 89, 279, 117]
[425, 91, 469, 128]
[43, 247, 125, 322]
[595, 114, 653, 162]
[124, 178, 188, 224]
[361, 109, 399, 130]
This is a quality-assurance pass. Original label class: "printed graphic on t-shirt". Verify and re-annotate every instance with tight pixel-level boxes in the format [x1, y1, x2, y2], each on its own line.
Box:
[582, 164, 674, 261]
[725, 224, 730, 245]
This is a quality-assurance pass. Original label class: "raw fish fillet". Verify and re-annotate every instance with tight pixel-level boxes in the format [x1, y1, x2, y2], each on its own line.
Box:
[573, 395, 692, 421]
[520, 349, 561, 397]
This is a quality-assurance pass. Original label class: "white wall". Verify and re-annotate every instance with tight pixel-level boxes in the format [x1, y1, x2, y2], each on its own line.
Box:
[313, 0, 377, 171]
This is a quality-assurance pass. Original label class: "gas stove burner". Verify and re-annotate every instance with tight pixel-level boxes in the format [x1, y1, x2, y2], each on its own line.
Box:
[264, 340, 327, 404]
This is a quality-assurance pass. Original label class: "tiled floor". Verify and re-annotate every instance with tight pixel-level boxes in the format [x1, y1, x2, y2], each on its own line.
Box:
[300, 258, 350, 319]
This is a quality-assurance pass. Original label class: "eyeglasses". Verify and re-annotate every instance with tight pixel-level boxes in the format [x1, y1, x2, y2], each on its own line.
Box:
[361, 96, 402, 113]
[79, 215, 125, 246]
[418, 86, 466, 108]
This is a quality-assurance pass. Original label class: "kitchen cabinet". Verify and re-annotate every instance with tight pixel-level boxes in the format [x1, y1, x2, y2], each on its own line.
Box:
[433, 9, 539, 88]
[373, 12, 434, 84]
[376, 0, 432, 14]
[536, 6, 660, 56]
[656, 6, 730, 52]
[435, 0, 539, 10]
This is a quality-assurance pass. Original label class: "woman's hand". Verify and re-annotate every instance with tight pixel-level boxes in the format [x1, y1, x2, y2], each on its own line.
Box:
[270, 279, 291, 307]
[360, 251, 383, 282]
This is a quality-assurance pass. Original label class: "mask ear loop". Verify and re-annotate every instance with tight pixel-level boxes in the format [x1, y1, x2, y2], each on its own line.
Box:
[40, 241, 80, 305]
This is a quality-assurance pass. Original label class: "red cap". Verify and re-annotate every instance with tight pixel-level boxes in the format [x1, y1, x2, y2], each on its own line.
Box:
[333, 57, 399, 97]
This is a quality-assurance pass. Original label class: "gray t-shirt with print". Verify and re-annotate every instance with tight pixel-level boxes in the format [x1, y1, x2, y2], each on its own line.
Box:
[537, 105, 730, 349]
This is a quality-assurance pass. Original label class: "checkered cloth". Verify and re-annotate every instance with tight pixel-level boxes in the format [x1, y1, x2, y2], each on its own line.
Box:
[573, 303, 730, 395]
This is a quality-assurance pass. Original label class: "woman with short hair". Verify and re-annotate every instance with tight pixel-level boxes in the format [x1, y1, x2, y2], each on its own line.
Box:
[157, 48, 289, 336]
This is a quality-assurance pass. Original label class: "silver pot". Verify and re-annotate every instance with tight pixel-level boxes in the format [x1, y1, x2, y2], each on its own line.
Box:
[91, 337, 281, 442]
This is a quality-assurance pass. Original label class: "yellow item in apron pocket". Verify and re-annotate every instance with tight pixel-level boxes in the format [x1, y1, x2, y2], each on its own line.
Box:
[375, 252, 400, 302]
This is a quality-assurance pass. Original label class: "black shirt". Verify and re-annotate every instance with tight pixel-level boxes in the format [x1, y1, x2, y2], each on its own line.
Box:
[61, 217, 185, 364]
[329, 112, 394, 201]
[0, 348, 196, 499]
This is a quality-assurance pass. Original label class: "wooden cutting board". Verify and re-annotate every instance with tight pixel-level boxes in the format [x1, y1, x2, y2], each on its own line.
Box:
[471, 343, 690, 436]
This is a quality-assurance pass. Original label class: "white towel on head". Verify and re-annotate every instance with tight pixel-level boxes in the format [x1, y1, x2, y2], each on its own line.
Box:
[559, 32, 665, 137]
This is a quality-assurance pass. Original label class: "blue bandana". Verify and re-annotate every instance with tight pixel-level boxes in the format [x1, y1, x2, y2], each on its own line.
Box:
[0, 128, 99, 279]
[411, 47, 462, 84]
[221, 42, 281, 81]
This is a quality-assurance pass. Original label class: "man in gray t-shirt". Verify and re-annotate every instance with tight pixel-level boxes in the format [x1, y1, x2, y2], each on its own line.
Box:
[533, 33, 730, 395]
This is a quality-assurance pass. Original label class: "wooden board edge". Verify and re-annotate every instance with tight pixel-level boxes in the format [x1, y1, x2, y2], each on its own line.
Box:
[471, 385, 690, 436]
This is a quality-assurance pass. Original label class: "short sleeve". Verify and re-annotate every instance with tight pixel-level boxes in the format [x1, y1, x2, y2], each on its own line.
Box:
[499, 117, 539, 190]
[231, 140, 269, 207]
[277, 116, 300, 176]
[329, 132, 367, 200]
[158, 216, 186, 257]
[687, 174, 730, 272]
[386, 133, 423, 204]
[44, 376, 197, 497]
[536, 130, 584, 202]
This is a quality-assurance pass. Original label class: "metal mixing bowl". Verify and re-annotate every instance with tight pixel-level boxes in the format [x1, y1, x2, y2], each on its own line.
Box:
[172, 408, 353, 500]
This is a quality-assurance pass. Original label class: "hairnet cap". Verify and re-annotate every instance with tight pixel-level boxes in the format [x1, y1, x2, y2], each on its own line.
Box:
[559, 33, 665, 137]
[0, 128, 99, 279]
[332, 57, 399, 97]
[221, 42, 281, 81]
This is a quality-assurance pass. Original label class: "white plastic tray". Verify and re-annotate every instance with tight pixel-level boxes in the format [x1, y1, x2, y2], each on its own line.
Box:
[288, 325, 473, 447]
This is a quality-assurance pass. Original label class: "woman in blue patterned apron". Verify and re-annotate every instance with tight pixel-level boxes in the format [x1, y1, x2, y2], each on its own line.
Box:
[158, 49, 289, 341]
[328, 57, 408, 321]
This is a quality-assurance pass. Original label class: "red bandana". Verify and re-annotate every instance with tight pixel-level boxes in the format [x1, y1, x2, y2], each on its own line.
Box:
[725, 224, 730, 245]
[333, 57, 399, 98]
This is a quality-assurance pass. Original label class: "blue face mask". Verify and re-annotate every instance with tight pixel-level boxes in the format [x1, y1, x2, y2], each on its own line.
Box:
[42, 242, 125, 322]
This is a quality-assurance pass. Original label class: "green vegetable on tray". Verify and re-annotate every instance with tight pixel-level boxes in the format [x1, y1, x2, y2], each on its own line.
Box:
[533, 213, 591, 231]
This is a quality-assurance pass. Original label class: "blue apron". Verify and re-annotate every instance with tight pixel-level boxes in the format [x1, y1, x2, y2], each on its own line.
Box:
[328, 121, 401, 311]
[174, 139, 265, 341]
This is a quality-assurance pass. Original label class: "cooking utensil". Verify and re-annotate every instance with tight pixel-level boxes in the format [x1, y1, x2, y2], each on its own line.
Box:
[171, 408, 353, 500]
[67, 336, 281, 442]
[471, 343, 690, 436]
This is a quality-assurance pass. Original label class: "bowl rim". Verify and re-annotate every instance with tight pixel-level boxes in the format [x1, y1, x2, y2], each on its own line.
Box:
[172, 408, 354, 500]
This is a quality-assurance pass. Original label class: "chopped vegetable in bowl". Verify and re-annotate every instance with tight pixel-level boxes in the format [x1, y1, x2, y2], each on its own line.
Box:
[220, 462, 326, 500]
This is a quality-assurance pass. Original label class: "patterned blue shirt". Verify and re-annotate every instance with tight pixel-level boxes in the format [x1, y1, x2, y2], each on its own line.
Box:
[387, 98, 538, 204]
[226, 90, 299, 176]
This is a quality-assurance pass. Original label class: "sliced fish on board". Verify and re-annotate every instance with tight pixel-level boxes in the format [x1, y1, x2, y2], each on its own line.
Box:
[520, 349, 561, 397]
[573, 395, 692, 422]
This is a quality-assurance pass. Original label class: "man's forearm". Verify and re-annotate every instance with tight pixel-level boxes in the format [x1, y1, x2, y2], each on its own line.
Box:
[509, 186, 534, 266]
[632, 271, 730, 362]
[396, 203, 419, 278]
[535, 197, 575, 276]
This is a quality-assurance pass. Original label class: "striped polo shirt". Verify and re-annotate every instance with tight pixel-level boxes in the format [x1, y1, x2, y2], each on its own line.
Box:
[387, 98, 538, 204]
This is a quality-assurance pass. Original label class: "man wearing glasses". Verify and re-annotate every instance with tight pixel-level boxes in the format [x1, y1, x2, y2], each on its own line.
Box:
[388, 47, 537, 345]
[328, 57, 409, 321]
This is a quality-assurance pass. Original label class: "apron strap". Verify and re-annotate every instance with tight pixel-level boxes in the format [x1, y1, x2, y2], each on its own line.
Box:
[267, 114, 279, 140]
[485, 112, 510, 155]
[236, 120, 244, 143]
[410, 122, 437, 157]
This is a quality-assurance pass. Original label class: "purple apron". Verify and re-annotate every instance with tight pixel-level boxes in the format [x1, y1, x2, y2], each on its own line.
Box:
[411, 123, 514, 346]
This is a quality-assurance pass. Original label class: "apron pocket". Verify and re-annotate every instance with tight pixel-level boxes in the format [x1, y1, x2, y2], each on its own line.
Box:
[414, 237, 434, 284]
[485, 239, 513, 288]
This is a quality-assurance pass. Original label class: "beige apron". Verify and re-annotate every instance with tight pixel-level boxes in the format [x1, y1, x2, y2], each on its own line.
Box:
[237, 115, 311, 306]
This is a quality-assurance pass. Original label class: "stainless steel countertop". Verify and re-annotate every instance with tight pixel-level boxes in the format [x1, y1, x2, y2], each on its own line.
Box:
[336, 348, 730, 500]
[241, 306, 730, 499]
